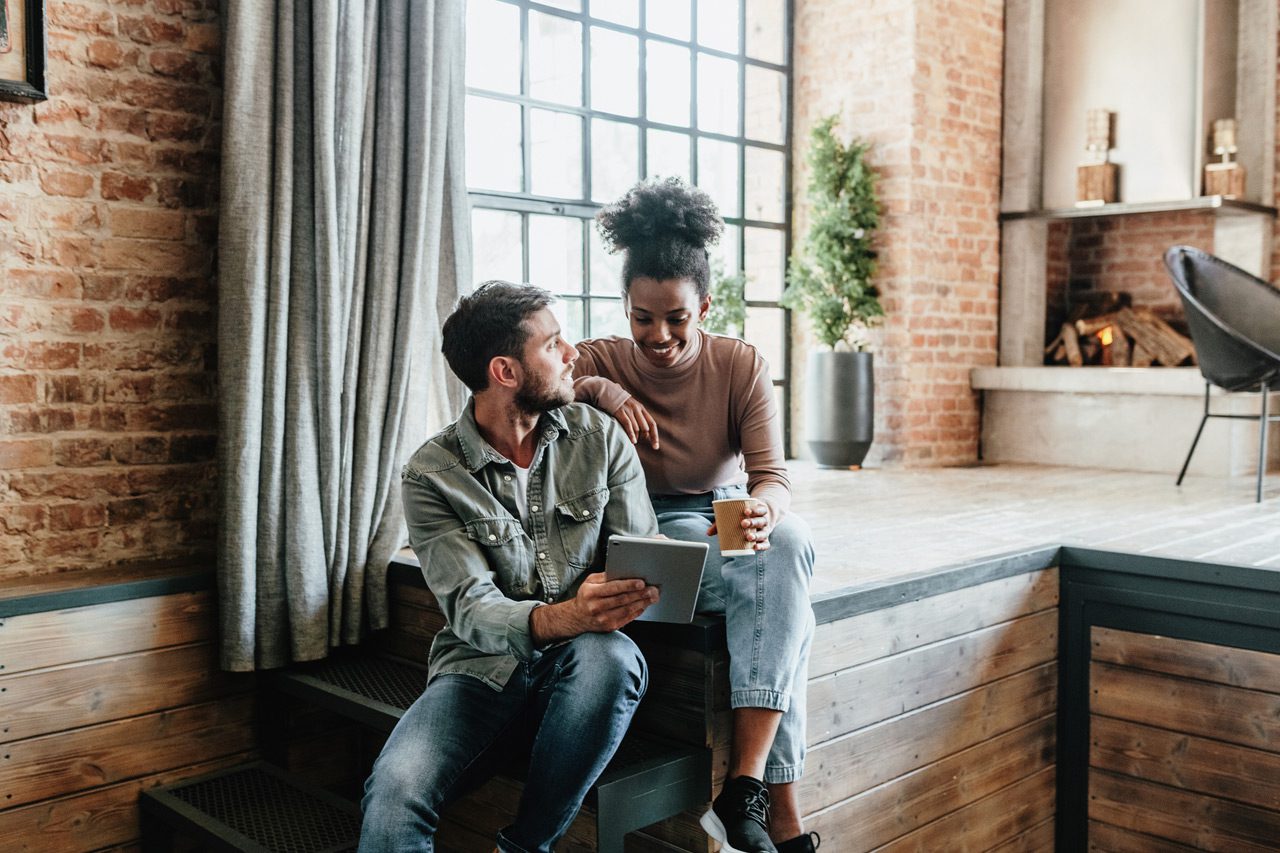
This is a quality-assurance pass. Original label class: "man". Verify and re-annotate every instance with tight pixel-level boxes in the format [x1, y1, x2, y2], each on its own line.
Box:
[359, 281, 661, 852]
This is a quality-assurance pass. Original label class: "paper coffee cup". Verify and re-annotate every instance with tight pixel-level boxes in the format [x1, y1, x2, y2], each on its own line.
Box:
[712, 498, 760, 556]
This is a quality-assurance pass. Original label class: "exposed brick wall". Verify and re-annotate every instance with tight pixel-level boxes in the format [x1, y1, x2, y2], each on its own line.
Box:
[0, 0, 221, 579]
[1045, 219, 1070, 337]
[1064, 213, 1214, 322]
[791, 0, 1002, 466]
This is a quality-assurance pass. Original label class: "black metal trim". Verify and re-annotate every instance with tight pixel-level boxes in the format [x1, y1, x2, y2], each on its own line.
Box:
[1055, 548, 1280, 851]
[0, 569, 214, 618]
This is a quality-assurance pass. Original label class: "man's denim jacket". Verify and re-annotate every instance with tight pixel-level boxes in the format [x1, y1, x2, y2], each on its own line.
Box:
[401, 399, 659, 690]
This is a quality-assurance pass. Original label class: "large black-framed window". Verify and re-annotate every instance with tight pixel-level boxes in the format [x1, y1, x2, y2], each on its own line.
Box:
[464, 0, 793, 430]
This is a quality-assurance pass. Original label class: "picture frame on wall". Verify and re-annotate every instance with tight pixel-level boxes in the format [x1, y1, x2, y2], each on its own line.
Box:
[0, 0, 47, 102]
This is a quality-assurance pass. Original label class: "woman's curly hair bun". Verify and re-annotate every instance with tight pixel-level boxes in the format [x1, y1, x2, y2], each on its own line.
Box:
[596, 177, 723, 254]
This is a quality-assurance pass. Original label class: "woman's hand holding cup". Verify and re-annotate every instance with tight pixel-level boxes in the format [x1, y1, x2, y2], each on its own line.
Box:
[710, 498, 772, 555]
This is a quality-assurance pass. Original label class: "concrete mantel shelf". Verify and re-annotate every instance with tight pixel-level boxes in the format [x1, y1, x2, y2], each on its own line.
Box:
[971, 366, 1214, 396]
[999, 195, 1278, 222]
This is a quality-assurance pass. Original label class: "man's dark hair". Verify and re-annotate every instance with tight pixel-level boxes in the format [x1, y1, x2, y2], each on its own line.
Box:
[442, 281, 555, 392]
[595, 177, 723, 297]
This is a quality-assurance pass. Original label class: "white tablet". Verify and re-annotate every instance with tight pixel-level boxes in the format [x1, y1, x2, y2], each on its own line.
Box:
[605, 535, 709, 624]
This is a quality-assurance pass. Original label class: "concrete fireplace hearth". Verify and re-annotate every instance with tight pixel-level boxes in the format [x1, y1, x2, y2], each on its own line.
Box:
[972, 366, 1280, 476]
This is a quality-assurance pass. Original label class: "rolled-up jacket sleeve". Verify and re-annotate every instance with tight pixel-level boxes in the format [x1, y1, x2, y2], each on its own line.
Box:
[402, 471, 542, 662]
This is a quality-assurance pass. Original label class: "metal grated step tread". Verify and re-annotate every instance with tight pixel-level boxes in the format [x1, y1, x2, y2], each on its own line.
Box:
[140, 762, 360, 853]
[271, 652, 706, 784]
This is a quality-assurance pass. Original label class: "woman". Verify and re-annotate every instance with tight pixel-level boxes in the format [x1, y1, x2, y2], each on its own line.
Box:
[573, 178, 818, 853]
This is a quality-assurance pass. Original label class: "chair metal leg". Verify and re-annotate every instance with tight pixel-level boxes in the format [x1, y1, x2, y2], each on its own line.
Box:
[1258, 383, 1270, 503]
[1178, 383, 1212, 486]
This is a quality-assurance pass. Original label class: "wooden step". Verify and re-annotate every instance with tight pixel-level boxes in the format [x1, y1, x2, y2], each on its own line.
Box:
[268, 652, 711, 851]
[143, 652, 710, 852]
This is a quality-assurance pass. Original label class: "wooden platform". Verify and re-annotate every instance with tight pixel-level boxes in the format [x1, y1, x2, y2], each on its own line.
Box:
[6, 461, 1275, 852]
[789, 461, 1280, 601]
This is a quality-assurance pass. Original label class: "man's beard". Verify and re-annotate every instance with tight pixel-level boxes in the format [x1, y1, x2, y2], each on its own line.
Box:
[514, 369, 572, 415]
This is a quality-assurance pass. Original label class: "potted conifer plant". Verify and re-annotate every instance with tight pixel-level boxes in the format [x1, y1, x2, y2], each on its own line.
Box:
[704, 256, 747, 338]
[782, 115, 884, 467]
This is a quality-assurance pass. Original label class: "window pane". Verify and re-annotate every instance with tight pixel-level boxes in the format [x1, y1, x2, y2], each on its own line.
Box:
[745, 0, 785, 64]
[467, 0, 521, 95]
[590, 225, 625, 294]
[530, 12, 583, 106]
[744, 226, 784, 300]
[529, 214, 584, 294]
[698, 0, 740, 53]
[591, 119, 640, 203]
[589, 298, 630, 338]
[591, 28, 639, 116]
[472, 209, 524, 284]
[646, 0, 690, 41]
[745, 66, 785, 144]
[697, 137, 740, 217]
[716, 222, 740, 277]
[697, 53, 739, 135]
[646, 41, 691, 127]
[466, 96, 523, 192]
[530, 109, 583, 198]
[646, 129, 691, 180]
[744, 307, 785, 380]
[590, 0, 638, 27]
[552, 297, 587, 342]
[744, 146, 784, 222]
[535, 0, 582, 12]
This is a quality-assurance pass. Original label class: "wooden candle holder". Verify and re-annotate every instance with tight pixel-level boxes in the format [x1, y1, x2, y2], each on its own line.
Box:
[1204, 161, 1245, 198]
[1076, 162, 1118, 207]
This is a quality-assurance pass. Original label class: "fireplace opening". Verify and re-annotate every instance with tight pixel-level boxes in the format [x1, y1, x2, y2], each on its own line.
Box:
[1045, 287, 1197, 367]
[1042, 217, 1202, 367]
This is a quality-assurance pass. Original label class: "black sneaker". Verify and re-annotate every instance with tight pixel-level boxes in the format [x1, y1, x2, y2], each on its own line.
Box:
[775, 831, 820, 853]
[699, 775, 777, 853]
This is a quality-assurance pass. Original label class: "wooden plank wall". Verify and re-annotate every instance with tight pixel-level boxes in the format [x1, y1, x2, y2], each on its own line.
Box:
[0, 589, 257, 852]
[800, 568, 1060, 851]
[1088, 626, 1280, 851]
[382, 568, 1059, 853]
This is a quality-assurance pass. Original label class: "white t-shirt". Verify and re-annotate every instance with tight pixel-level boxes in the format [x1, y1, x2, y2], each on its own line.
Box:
[512, 463, 531, 524]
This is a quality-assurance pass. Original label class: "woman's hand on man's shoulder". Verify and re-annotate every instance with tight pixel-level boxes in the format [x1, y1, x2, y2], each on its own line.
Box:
[610, 397, 660, 450]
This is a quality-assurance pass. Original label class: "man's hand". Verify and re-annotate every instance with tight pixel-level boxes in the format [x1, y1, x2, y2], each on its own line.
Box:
[530, 573, 659, 644]
[611, 398, 660, 449]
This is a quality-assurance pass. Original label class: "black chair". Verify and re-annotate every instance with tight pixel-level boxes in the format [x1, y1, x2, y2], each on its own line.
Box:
[1163, 246, 1280, 502]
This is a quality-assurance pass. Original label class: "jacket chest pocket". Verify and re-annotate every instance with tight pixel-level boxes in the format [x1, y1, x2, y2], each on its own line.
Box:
[555, 487, 609, 569]
[464, 517, 533, 593]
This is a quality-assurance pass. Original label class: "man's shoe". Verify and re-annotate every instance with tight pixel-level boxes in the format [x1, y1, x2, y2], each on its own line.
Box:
[775, 831, 820, 853]
[699, 775, 777, 853]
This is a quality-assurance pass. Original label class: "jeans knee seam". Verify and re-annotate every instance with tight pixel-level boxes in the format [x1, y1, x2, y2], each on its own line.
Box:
[750, 554, 765, 682]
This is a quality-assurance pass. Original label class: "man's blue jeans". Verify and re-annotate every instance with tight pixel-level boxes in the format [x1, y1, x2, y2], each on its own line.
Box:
[651, 486, 816, 784]
[358, 631, 648, 852]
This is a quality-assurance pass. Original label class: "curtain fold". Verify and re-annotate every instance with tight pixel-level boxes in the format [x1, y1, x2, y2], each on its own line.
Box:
[217, 0, 469, 671]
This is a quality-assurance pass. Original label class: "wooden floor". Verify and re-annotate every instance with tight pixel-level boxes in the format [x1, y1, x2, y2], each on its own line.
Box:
[790, 461, 1280, 599]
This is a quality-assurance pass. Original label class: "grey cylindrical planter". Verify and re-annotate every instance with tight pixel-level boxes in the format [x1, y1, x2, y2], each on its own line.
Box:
[805, 350, 874, 467]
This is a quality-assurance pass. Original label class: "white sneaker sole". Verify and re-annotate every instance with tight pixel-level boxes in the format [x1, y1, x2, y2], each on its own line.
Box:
[700, 808, 752, 853]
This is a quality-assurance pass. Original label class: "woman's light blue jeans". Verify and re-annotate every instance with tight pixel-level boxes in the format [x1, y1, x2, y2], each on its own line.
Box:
[651, 486, 816, 784]
[358, 631, 647, 852]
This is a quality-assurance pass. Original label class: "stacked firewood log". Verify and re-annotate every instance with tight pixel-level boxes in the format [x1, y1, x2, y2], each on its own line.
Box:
[1045, 293, 1196, 367]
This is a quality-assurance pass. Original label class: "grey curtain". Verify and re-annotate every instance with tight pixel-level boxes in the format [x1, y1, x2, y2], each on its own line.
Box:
[217, 0, 469, 671]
